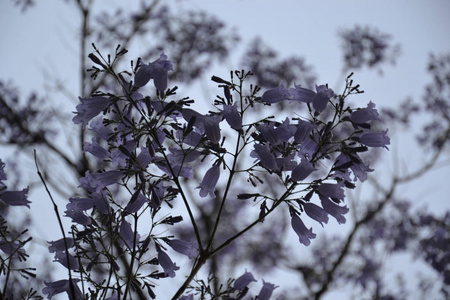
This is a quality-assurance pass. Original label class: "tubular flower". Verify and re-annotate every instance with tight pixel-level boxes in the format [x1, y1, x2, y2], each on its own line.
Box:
[261, 83, 291, 103]
[72, 96, 110, 125]
[290, 84, 335, 112]
[134, 53, 174, 94]
[0, 187, 30, 208]
[197, 165, 221, 198]
[167, 239, 198, 259]
[258, 280, 279, 300]
[360, 129, 390, 149]
[291, 213, 316, 246]
[303, 202, 329, 227]
[43, 279, 82, 300]
[157, 248, 180, 278]
[291, 158, 317, 182]
[222, 103, 242, 132]
[350, 101, 380, 124]
[320, 195, 349, 224]
[252, 143, 279, 172]
[317, 182, 345, 202]
[233, 270, 257, 291]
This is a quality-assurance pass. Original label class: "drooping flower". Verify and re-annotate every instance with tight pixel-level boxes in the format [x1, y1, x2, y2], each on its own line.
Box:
[134, 53, 174, 94]
[222, 103, 242, 132]
[334, 153, 373, 182]
[53, 251, 79, 271]
[89, 117, 113, 140]
[79, 170, 124, 192]
[291, 213, 316, 246]
[257, 280, 279, 300]
[84, 138, 109, 159]
[360, 129, 390, 149]
[233, 270, 257, 291]
[0, 241, 25, 257]
[320, 195, 349, 224]
[120, 219, 140, 249]
[157, 248, 180, 278]
[290, 84, 335, 112]
[317, 182, 345, 202]
[291, 158, 317, 182]
[125, 193, 148, 214]
[0, 187, 30, 208]
[202, 114, 222, 144]
[257, 123, 281, 145]
[72, 96, 110, 125]
[166, 239, 198, 259]
[303, 202, 329, 227]
[313, 85, 335, 112]
[350, 101, 380, 124]
[43, 279, 82, 300]
[294, 119, 316, 144]
[252, 143, 279, 172]
[48, 238, 75, 253]
[197, 165, 220, 198]
[261, 83, 291, 103]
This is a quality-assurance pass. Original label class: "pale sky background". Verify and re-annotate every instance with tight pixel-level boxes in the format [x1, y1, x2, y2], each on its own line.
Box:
[1, 0, 450, 299]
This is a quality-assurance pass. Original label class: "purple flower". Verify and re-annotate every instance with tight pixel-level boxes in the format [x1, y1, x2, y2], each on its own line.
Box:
[84, 138, 109, 159]
[158, 248, 180, 278]
[202, 115, 222, 144]
[134, 53, 174, 94]
[320, 196, 349, 224]
[222, 103, 242, 132]
[72, 96, 110, 125]
[317, 182, 345, 202]
[0, 187, 30, 208]
[360, 129, 390, 149]
[66, 197, 94, 212]
[294, 119, 316, 144]
[334, 153, 373, 182]
[233, 270, 257, 291]
[54, 251, 79, 271]
[79, 170, 124, 192]
[48, 238, 75, 253]
[0, 241, 25, 257]
[42, 279, 82, 300]
[313, 85, 335, 112]
[290, 84, 316, 103]
[120, 219, 140, 249]
[64, 210, 92, 225]
[179, 295, 193, 300]
[290, 84, 335, 112]
[350, 101, 380, 124]
[275, 118, 297, 142]
[167, 239, 198, 259]
[252, 143, 279, 172]
[257, 123, 281, 145]
[258, 280, 278, 300]
[89, 117, 113, 140]
[197, 165, 220, 198]
[261, 83, 291, 103]
[291, 213, 316, 246]
[291, 158, 317, 182]
[303, 202, 329, 227]
[125, 193, 148, 214]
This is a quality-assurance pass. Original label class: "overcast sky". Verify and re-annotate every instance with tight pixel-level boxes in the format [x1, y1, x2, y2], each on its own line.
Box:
[1, 0, 449, 299]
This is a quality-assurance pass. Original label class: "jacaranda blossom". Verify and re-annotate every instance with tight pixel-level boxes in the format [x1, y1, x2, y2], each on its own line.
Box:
[42, 279, 82, 300]
[134, 53, 174, 94]
[291, 213, 316, 246]
[158, 248, 180, 278]
[291, 158, 317, 182]
[222, 103, 242, 132]
[0, 187, 30, 208]
[360, 129, 390, 149]
[72, 96, 110, 126]
[197, 165, 220, 198]
[252, 143, 279, 172]
[167, 239, 198, 259]
[303, 202, 329, 227]
[350, 101, 380, 124]
[320, 195, 349, 224]
[233, 270, 257, 291]
[261, 83, 291, 103]
[317, 182, 345, 202]
[120, 219, 140, 249]
[258, 280, 279, 300]
[48, 238, 75, 253]
[290, 84, 335, 112]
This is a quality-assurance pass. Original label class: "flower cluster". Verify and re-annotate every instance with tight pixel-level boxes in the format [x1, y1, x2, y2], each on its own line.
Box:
[42, 47, 388, 299]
